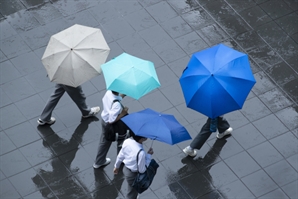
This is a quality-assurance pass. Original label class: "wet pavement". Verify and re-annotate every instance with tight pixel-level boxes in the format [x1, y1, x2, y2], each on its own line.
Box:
[0, 0, 297, 198]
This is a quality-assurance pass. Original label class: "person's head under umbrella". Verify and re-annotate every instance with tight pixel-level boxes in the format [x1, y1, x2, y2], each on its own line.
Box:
[133, 135, 147, 143]
[111, 90, 126, 98]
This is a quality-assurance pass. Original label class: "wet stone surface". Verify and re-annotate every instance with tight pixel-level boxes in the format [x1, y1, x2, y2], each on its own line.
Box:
[0, 0, 298, 199]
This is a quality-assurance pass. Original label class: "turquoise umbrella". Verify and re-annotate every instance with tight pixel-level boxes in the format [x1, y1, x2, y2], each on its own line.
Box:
[101, 53, 160, 99]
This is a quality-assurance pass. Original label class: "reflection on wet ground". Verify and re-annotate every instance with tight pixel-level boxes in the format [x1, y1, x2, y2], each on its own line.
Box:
[0, 0, 297, 198]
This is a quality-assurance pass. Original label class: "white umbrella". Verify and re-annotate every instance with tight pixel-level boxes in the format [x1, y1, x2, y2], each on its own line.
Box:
[42, 24, 110, 87]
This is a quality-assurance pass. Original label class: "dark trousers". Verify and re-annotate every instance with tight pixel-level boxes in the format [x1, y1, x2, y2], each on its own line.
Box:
[190, 116, 230, 150]
[94, 120, 124, 165]
[40, 84, 90, 121]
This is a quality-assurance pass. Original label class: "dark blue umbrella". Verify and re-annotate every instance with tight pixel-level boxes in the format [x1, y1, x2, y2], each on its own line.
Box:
[121, 108, 191, 145]
[179, 44, 256, 118]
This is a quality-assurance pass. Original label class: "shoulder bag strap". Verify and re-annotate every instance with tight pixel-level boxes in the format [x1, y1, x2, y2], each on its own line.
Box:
[112, 99, 124, 109]
[136, 149, 143, 172]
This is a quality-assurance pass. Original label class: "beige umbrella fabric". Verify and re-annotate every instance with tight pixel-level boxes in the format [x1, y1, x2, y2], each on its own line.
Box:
[42, 24, 110, 87]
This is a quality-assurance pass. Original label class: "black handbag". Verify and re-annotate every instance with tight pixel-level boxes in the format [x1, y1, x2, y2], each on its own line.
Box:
[104, 99, 131, 142]
[132, 149, 159, 194]
[105, 118, 130, 141]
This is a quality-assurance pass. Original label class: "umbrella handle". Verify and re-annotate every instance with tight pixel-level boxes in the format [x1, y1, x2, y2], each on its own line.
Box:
[150, 137, 156, 148]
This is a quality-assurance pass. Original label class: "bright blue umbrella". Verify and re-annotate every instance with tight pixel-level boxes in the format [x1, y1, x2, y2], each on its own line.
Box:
[179, 44, 256, 118]
[101, 53, 160, 100]
[121, 108, 191, 145]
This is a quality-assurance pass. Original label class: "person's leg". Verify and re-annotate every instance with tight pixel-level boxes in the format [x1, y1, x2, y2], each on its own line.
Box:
[217, 116, 230, 133]
[123, 167, 138, 199]
[217, 116, 233, 139]
[183, 118, 212, 157]
[94, 120, 112, 167]
[62, 85, 90, 116]
[190, 118, 212, 150]
[39, 84, 65, 121]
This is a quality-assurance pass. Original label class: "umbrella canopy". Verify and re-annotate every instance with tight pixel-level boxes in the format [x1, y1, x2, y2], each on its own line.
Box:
[179, 44, 256, 118]
[101, 53, 160, 100]
[42, 24, 110, 87]
[121, 108, 191, 145]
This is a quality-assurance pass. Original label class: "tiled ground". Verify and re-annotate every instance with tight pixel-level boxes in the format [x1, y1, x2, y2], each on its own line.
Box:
[0, 0, 297, 198]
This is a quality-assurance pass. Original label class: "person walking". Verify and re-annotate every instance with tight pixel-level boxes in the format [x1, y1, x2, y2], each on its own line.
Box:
[93, 90, 129, 168]
[37, 84, 100, 125]
[183, 115, 232, 157]
[113, 135, 154, 199]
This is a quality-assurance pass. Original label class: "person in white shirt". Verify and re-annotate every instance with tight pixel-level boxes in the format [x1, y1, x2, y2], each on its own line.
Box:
[114, 135, 154, 199]
[93, 90, 128, 168]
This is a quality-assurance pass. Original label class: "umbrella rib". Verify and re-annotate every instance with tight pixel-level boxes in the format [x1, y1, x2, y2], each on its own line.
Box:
[138, 120, 152, 135]
[47, 51, 72, 79]
[182, 75, 209, 96]
[51, 52, 75, 83]
[214, 76, 248, 108]
[71, 50, 97, 72]
[138, 117, 161, 139]
[73, 31, 101, 49]
[42, 36, 74, 58]
[215, 56, 245, 74]
[42, 49, 71, 60]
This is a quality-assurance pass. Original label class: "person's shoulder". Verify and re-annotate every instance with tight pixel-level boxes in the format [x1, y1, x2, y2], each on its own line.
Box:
[112, 98, 121, 103]
[125, 138, 139, 147]
[105, 90, 112, 97]
[137, 149, 146, 158]
[111, 99, 121, 107]
[125, 137, 134, 143]
[122, 138, 136, 149]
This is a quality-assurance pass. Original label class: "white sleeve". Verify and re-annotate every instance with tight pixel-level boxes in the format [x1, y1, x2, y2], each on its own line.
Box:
[145, 153, 152, 166]
[108, 102, 122, 123]
[137, 151, 150, 173]
[114, 148, 125, 168]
